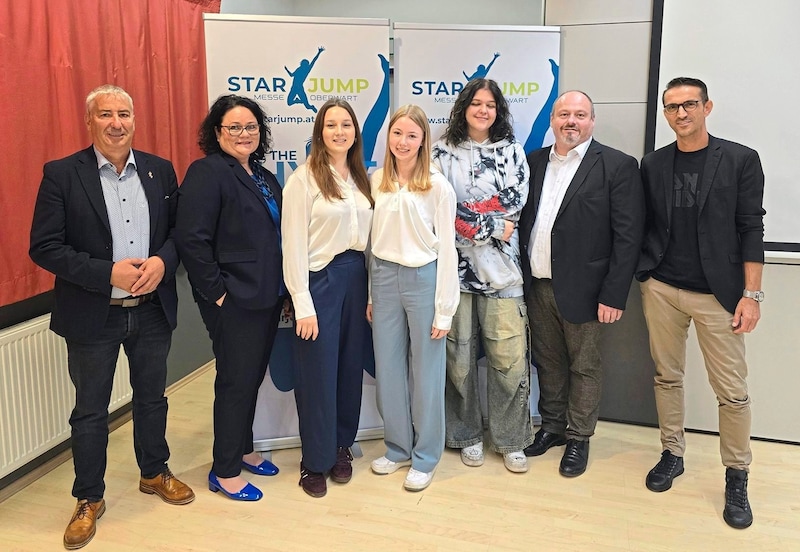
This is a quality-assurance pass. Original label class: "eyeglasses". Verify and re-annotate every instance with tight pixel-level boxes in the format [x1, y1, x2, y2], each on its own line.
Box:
[663, 100, 702, 114]
[219, 123, 259, 136]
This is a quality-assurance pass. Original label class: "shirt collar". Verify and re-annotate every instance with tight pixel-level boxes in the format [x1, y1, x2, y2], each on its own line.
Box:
[549, 136, 593, 162]
[93, 146, 137, 173]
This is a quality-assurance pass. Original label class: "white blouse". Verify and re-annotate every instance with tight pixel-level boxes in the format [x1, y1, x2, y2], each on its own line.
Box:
[282, 163, 373, 320]
[369, 168, 460, 330]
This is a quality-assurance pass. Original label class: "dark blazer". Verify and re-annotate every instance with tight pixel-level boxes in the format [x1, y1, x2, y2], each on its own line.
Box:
[29, 146, 180, 339]
[175, 152, 283, 310]
[636, 135, 765, 314]
[520, 139, 645, 324]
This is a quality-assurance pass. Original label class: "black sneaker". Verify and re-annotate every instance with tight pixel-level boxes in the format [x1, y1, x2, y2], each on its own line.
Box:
[645, 450, 684, 492]
[723, 468, 753, 529]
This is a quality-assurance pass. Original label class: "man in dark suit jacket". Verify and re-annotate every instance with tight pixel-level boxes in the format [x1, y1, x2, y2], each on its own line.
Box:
[30, 85, 194, 550]
[637, 77, 765, 530]
[519, 90, 644, 477]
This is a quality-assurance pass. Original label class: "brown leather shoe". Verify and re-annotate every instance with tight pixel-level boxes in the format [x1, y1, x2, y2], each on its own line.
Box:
[63, 499, 105, 550]
[139, 467, 195, 505]
[299, 463, 327, 498]
[330, 447, 353, 484]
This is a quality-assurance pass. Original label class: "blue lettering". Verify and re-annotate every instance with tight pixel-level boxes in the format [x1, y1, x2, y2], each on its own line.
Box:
[228, 76, 288, 93]
[410, 81, 466, 96]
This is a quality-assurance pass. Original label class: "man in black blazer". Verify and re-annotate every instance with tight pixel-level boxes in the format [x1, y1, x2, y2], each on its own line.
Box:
[637, 77, 765, 529]
[30, 85, 194, 550]
[519, 90, 644, 477]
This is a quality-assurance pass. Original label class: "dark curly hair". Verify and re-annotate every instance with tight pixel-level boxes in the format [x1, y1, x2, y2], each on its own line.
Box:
[198, 95, 272, 162]
[441, 78, 514, 146]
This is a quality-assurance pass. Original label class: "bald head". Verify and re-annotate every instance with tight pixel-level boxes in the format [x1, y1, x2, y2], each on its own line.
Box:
[550, 90, 595, 155]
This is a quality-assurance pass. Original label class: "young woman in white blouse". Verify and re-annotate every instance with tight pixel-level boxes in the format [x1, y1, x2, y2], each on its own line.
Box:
[366, 105, 459, 491]
[282, 99, 374, 498]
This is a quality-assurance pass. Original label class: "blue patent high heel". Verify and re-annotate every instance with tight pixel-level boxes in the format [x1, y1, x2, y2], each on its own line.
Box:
[208, 471, 262, 501]
[241, 458, 280, 476]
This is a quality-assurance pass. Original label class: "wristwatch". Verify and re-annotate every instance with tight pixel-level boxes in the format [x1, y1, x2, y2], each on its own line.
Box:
[742, 290, 765, 302]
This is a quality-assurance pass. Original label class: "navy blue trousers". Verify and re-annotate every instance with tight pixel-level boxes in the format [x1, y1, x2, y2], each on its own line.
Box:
[292, 250, 371, 473]
[195, 294, 282, 478]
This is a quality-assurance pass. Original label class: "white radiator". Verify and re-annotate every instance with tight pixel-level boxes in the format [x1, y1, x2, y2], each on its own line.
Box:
[0, 314, 132, 480]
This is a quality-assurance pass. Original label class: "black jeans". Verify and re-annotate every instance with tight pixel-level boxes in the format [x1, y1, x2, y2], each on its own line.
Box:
[65, 301, 172, 501]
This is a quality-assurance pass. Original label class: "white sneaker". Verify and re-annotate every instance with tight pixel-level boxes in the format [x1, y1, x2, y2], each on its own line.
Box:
[404, 467, 435, 491]
[461, 442, 484, 467]
[503, 451, 529, 473]
[371, 456, 412, 475]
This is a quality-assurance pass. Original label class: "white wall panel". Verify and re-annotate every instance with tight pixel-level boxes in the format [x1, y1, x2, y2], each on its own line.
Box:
[682, 263, 800, 442]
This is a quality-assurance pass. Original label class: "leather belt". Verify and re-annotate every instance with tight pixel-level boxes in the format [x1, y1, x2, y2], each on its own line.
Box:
[110, 292, 155, 307]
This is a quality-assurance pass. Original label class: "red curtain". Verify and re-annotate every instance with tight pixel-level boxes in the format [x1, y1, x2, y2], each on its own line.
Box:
[0, 0, 220, 307]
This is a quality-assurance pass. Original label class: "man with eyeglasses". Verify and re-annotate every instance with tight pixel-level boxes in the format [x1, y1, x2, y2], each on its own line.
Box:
[30, 84, 194, 550]
[637, 77, 765, 529]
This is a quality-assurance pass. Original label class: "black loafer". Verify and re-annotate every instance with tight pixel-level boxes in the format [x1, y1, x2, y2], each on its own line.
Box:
[524, 429, 567, 457]
[559, 439, 589, 477]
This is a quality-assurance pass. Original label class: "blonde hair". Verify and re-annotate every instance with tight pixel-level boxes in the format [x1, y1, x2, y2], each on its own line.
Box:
[379, 105, 432, 194]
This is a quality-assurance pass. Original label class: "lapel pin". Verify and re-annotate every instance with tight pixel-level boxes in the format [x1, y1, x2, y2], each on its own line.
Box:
[148, 171, 154, 179]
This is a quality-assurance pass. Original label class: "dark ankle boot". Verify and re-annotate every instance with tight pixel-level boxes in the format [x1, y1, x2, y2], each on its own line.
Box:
[723, 467, 753, 529]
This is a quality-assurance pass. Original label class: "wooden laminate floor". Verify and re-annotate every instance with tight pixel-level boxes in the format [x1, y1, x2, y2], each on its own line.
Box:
[1, 366, 799, 551]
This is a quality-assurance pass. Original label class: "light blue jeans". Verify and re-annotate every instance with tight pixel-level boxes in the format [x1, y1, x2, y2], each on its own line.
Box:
[371, 257, 445, 474]
[445, 293, 533, 453]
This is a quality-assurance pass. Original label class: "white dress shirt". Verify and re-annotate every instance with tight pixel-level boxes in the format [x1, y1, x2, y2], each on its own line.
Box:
[529, 138, 592, 279]
[282, 163, 373, 320]
[369, 168, 460, 330]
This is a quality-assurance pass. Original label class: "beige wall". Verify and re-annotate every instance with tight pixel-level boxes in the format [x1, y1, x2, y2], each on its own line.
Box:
[221, 0, 544, 25]
[545, 0, 652, 159]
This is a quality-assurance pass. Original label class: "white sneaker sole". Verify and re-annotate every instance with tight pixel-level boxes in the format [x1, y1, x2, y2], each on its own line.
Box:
[404, 469, 435, 491]
[371, 459, 411, 475]
[503, 458, 529, 473]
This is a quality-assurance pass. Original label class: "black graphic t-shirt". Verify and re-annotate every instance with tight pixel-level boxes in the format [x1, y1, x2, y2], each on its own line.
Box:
[653, 147, 712, 293]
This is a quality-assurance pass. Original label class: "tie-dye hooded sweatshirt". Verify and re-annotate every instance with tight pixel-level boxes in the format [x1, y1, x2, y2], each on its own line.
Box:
[432, 137, 530, 298]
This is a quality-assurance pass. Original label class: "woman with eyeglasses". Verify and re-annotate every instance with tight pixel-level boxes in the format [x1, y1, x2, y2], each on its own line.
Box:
[282, 98, 374, 498]
[176, 95, 285, 502]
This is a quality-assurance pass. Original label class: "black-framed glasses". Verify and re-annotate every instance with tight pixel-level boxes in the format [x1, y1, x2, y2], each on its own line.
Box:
[663, 100, 702, 114]
[220, 123, 259, 136]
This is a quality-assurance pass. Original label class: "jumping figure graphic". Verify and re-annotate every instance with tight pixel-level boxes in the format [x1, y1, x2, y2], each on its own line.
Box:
[463, 52, 500, 81]
[285, 46, 324, 112]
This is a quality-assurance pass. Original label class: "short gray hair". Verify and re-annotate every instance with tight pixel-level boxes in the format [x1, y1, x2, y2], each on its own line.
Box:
[85, 84, 134, 114]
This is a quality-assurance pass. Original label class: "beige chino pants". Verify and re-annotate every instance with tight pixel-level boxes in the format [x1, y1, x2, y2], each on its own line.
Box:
[640, 277, 752, 471]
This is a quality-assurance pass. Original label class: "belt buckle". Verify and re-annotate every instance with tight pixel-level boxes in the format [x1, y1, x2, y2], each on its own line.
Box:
[121, 297, 139, 307]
